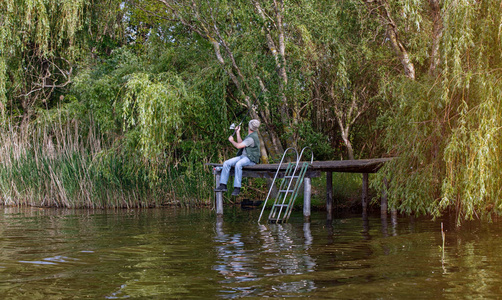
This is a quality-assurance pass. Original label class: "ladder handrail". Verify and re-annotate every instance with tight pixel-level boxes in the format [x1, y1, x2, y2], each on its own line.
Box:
[258, 148, 298, 222]
[299, 146, 314, 164]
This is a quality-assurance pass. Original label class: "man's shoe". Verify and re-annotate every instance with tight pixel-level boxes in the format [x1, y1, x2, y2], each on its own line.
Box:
[214, 184, 227, 192]
[231, 187, 241, 196]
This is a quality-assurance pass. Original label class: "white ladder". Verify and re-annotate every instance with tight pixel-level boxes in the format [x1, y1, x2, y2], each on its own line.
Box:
[258, 147, 313, 223]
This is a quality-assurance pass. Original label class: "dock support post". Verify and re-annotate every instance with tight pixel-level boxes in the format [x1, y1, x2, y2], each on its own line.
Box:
[326, 172, 333, 221]
[362, 173, 368, 215]
[304, 177, 311, 222]
[381, 177, 388, 217]
[215, 171, 223, 215]
[380, 178, 388, 236]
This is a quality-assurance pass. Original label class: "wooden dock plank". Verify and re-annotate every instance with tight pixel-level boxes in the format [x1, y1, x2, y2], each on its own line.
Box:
[207, 157, 393, 174]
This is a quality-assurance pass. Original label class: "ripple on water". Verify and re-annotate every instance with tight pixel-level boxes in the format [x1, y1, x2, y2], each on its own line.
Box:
[1, 208, 502, 299]
[19, 255, 81, 266]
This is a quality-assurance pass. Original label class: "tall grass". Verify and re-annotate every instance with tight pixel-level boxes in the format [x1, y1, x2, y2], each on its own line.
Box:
[0, 112, 212, 208]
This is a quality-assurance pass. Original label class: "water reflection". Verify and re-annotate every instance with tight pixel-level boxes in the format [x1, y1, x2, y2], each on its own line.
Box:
[362, 213, 371, 240]
[214, 217, 316, 298]
[326, 221, 335, 245]
[214, 216, 258, 284]
[5, 207, 502, 298]
[391, 210, 398, 236]
[380, 210, 399, 237]
[381, 213, 388, 237]
[304, 223, 313, 249]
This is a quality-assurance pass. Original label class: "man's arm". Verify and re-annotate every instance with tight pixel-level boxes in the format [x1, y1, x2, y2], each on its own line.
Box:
[228, 136, 246, 149]
[228, 125, 246, 149]
[235, 126, 242, 143]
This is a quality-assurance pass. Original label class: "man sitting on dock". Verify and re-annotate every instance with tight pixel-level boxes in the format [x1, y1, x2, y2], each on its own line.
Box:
[214, 119, 261, 196]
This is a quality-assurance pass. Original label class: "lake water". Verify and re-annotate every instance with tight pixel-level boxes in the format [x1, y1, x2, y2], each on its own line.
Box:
[0, 206, 501, 299]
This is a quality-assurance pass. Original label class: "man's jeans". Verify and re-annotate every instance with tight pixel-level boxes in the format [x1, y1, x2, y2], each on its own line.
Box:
[219, 156, 256, 188]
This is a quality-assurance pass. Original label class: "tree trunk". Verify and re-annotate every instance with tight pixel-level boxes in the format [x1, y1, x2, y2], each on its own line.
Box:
[250, 105, 284, 161]
[333, 90, 367, 160]
[386, 25, 415, 80]
[341, 128, 355, 160]
[428, 0, 442, 76]
[252, 0, 296, 148]
[366, 0, 416, 80]
[256, 79, 285, 159]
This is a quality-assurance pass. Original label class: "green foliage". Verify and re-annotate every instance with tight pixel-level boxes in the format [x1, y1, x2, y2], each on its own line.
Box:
[297, 121, 334, 161]
[0, 0, 125, 120]
[0, 0, 79, 105]
[373, 79, 446, 217]
[438, 1, 502, 222]
[286, 0, 390, 159]
[331, 173, 362, 204]
[123, 73, 188, 159]
[374, 1, 502, 224]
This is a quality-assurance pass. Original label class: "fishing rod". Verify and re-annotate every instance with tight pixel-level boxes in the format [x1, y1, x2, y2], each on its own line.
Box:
[229, 91, 263, 137]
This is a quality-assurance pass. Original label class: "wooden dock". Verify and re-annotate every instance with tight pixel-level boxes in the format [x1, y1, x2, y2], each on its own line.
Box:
[208, 157, 393, 221]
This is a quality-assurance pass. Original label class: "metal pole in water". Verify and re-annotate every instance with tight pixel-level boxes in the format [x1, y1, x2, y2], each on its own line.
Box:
[214, 169, 223, 215]
[326, 172, 333, 221]
[362, 173, 369, 215]
[303, 177, 311, 222]
[381, 177, 388, 217]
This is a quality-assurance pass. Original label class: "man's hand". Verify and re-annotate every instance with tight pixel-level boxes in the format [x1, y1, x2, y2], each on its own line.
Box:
[235, 125, 241, 133]
[228, 136, 234, 143]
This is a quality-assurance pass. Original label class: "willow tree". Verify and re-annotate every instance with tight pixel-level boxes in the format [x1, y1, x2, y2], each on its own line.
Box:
[438, 1, 502, 222]
[374, 1, 502, 224]
[0, 0, 125, 128]
[0, 0, 82, 125]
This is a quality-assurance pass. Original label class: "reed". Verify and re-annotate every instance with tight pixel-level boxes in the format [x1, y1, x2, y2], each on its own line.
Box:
[0, 112, 212, 208]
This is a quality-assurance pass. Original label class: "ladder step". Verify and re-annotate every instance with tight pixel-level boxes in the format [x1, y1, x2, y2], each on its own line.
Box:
[279, 189, 294, 193]
[273, 204, 289, 207]
[284, 175, 299, 179]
